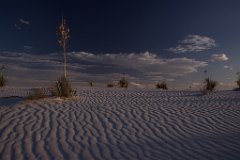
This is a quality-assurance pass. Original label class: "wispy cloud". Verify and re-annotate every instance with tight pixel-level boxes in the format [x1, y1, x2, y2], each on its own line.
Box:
[19, 19, 30, 25]
[23, 46, 33, 51]
[211, 53, 229, 62]
[0, 51, 207, 88]
[223, 65, 233, 70]
[14, 24, 21, 30]
[14, 18, 30, 30]
[168, 35, 216, 53]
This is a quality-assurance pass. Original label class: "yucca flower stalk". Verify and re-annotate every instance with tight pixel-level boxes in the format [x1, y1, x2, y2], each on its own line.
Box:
[57, 16, 70, 78]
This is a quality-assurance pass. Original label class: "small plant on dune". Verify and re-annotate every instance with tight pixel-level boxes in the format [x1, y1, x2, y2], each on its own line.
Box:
[107, 83, 115, 88]
[236, 72, 240, 89]
[28, 88, 48, 100]
[201, 77, 217, 95]
[51, 76, 76, 98]
[118, 77, 128, 88]
[156, 81, 168, 90]
[89, 81, 93, 87]
[203, 77, 217, 91]
[0, 65, 6, 88]
[200, 70, 217, 95]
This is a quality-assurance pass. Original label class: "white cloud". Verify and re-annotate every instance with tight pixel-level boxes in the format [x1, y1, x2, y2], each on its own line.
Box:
[211, 53, 229, 62]
[69, 51, 207, 76]
[168, 35, 216, 53]
[19, 19, 30, 25]
[223, 65, 233, 70]
[0, 51, 207, 88]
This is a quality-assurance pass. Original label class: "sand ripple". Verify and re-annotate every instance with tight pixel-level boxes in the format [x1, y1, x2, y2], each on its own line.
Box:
[1, 89, 240, 160]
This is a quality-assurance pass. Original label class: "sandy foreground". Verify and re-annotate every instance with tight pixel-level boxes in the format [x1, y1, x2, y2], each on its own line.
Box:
[0, 88, 240, 160]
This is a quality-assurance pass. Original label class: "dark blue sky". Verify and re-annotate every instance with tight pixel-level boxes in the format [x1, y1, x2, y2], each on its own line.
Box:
[0, 0, 239, 53]
[0, 0, 239, 89]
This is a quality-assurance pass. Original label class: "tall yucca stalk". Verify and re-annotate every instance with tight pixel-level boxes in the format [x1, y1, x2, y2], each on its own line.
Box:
[57, 16, 70, 78]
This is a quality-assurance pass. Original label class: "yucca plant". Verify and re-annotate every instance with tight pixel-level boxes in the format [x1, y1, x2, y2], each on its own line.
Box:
[203, 77, 217, 91]
[118, 77, 128, 88]
[156, 81, 168, 90]
[0, 65, 6, 88]
[51, 76, 76, 98]
[201, 77, 217, 95]
[236, 72, 240, 89]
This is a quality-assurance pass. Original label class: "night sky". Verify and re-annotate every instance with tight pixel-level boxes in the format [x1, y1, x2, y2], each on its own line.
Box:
[0, 0, 239, 89]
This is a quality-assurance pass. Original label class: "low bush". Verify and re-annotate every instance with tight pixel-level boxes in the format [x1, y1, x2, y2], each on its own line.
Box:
[118, 78, 128, 88]
[156, 81, 168, 90]
[201, 77, 217, 95]
[107, 83, 115, 88]
[236, 77, 240, 89]
[0, 75, 6, 88]
[51, 76, 76, 98]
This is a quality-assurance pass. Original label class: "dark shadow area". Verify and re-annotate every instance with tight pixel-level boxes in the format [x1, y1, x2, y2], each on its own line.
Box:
[0, 96, 24, 107]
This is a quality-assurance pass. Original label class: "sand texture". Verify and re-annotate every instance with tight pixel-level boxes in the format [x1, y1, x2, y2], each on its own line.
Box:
[1, 89, 240, 160]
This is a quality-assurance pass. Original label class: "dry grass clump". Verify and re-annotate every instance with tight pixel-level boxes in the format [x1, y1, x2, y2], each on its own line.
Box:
[118, 77, 128, 88]
[156, 81, 168, 90]
[107, 83, 115, 88]
[236, 72, 240, 89]
[0, 75, 6, 88]
[51, 76, 76, 98]
[28, 88, 48, 100]
[201, 77, 217, 95]
[0, 65, 6, 88]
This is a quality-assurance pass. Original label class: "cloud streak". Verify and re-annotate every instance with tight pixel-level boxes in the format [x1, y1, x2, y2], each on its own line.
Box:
[0, 51, 207, 88]
[19, 19, 30, 25]
[168, 35, 216, 53]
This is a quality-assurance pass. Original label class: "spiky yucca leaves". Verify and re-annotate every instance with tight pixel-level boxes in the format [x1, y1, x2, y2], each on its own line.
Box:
[156, 81, 168, 90]
[203, 77, 217, 91]
[236, 78, 240, 88]
[0, 75, 6, 87]
[118, 78, 128, 88]
[52, 76, 76, 98]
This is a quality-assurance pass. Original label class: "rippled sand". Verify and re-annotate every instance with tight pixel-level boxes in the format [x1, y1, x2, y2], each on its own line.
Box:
[1, 89, 240, 160]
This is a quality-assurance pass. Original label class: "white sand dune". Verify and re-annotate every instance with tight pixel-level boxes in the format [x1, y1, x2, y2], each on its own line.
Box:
[1, 89, 240, 160]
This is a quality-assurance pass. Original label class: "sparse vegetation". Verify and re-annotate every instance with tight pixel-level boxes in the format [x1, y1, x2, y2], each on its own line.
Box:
[89, 81, 93, 87]
[118, 77, 128, 88]
[51, 76, 76, 98]
[107, 83, 115, 88]
[28, 88, 48, 100]
[201, 77, 218, 95]
[0, 65, 6, 88]
[156, 81, 168, 90]
[236, 72, 240, 89]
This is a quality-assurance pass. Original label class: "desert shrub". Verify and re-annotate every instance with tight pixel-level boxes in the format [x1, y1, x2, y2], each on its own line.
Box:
[201, 77, 217, 95]
[203, 77, 217, 91]
[28, 88, 47, 100]
[156, 81, 168, 90]
[51, 76, 76, 98]
[89, 81, 93, 87]
[236, 78, 240, 88]
[107, 83, 115, 88]
[0, 75, 6, 88]
[118, 78, 128, 88]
